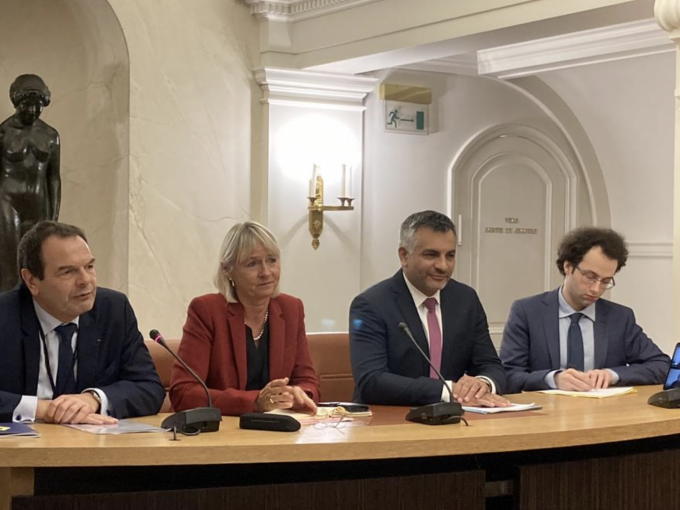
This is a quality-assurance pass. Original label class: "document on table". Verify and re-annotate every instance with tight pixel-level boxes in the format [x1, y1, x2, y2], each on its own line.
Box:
[268, 407, 373, 425]
[0, 423, 40, 438]
[65, 419, 167, 435]
[462, 402, 542, 414]
[537, 387, 636, 398]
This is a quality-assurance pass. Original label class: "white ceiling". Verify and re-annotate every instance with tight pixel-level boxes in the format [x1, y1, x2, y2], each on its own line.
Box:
[306, 1, 663, 77]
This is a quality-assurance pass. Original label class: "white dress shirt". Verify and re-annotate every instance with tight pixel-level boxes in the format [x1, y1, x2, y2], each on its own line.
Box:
[544, 287, 620, 388]
[402, 274, 496, 402]
[12, 300, 110, 422]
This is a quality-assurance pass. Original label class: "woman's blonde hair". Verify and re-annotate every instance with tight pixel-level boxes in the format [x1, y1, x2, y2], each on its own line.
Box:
[214, 221, 281, 303]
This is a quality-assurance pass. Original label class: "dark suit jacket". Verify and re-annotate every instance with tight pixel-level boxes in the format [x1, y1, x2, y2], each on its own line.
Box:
[349, 271, 506, 405]
[169, 293, 320, 416]
[0, 284, 165, 422]
[500, 289, 670, 393]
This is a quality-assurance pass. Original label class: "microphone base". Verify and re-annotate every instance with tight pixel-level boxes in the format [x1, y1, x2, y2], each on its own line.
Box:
[648, 388, 680, 409]
[161, 407, 222, 435]
[406, 402, 464, 425]
[240, 413, 301, 432]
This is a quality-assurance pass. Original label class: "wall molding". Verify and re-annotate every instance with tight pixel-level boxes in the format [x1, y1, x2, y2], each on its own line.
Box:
[254, 67, 378, 110]
[400, 54, 480, 76]
[240, 0, 383, 21]
[626, 241, 673, 260]
[478, 18, 674, 79]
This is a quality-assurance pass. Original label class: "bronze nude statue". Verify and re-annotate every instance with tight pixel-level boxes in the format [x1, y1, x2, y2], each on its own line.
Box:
[0, 74, 61, 291]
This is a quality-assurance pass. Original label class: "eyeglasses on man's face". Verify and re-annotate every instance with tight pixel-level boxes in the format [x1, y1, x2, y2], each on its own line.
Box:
[574, 266, 615, 289]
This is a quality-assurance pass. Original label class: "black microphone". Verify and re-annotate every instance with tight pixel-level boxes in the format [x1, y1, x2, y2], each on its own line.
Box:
[150, 329, 221, 435]
[398, 322, 466, 426]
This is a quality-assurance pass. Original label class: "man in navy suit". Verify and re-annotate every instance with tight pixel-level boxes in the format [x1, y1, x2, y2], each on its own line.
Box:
[0, 221, 165, 423]
[500, 227, 669, 394]
[350, 211, 509, 407]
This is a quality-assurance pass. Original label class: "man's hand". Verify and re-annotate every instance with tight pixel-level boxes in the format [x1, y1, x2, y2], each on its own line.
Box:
[586, 369, 612, 389]
[466, 393, 512, 408]
[37, 394, 117, 425]
[46, 394, 98, 423]
[452, 375, 492, 404]
[555, 368, 593, 391]
[77, 413, 118, 425]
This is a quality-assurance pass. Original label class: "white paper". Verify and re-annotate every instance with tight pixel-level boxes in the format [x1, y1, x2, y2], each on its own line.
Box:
[537, 387, 635, 398]
[462, 402, 541, 414]
[64, 419, 166, 435]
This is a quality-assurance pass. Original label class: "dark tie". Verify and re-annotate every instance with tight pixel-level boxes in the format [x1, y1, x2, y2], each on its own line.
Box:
[54, 323, 78, 398]
[423, 298, 442, 379]
[567, 313, 585, 372]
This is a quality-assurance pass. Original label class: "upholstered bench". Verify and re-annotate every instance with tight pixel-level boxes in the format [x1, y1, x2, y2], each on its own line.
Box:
[307, 332, 355, 402]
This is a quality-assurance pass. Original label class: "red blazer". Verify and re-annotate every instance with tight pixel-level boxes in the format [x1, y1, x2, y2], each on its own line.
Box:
[169, 293, 319, 415]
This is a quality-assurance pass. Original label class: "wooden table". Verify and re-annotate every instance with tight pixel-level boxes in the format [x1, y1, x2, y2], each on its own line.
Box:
[1, 386, 679, 510]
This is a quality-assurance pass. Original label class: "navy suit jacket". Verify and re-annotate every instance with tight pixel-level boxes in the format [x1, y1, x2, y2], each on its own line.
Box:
[349, 271, 506, 405]
[500, 289, 670, 394]
[0, 284, 165, 422]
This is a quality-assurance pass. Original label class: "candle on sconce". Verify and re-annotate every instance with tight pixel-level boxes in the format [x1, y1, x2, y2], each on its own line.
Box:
[346, 165, 353, 198]
[340, 164, 353, 198]
[309, 164, 318, 197]
[340, 164, 348, 198]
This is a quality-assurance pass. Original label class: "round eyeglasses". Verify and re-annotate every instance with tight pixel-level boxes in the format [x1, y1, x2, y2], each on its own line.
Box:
[575, 266, 615, 289]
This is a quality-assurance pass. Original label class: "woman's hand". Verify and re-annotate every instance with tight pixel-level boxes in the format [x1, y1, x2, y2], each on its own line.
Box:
[290, 386, 317, 415]
[256, 377, 317, 414]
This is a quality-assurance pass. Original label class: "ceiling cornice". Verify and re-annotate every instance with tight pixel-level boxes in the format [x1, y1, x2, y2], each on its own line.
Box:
[399, 54, 480, 76]
[241, 0, 383, 22]
[477, 18, 674, 79]
[254, 67, 379, 110]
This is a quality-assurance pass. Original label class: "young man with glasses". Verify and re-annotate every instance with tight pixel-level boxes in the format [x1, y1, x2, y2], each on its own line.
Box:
[500, 227, 670, 393]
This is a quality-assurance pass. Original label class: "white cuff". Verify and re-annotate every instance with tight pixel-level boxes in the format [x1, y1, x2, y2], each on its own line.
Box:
[13, 396, 38, 423]
[606, 369, 620, 385]
[476, 375, 496, 394]
[82, 388, 111, 415]
[441, 381, 454, 402]
[545, 370, 560, 389]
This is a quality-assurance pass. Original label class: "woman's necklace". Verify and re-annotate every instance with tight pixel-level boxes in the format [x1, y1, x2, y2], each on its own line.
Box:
[252, 309, 269, 341]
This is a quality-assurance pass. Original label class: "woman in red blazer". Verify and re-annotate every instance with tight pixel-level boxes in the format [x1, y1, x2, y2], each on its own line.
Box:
[169, 222, 319, 416]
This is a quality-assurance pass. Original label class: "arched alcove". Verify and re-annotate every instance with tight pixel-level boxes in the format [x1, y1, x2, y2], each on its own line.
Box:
[0, 0, 130, 290]
[450, 123, 595, 345]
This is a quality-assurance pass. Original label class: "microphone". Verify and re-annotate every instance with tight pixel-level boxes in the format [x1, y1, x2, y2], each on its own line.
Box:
[398, 322, 465, 426]
[150, 329, 221, 435]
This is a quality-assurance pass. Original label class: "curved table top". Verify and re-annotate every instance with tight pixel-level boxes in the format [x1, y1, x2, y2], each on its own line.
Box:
[1, 385, 678, 468]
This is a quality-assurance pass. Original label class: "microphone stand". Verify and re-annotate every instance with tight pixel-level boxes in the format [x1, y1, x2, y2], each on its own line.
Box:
[399, 322, 467, 426]
[150, 330, 222, 436]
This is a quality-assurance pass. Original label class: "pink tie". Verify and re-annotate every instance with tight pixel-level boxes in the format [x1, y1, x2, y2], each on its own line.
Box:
[424, 297, 442, 379]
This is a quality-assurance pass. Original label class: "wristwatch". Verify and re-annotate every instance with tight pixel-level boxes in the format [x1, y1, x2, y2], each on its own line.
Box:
[87, 390, 102, 412]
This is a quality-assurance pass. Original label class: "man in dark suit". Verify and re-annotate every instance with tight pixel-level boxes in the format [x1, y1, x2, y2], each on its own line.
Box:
[500, 227, 669, 394]
[0, 221, 165, 423]
[350, 211, 508, 407]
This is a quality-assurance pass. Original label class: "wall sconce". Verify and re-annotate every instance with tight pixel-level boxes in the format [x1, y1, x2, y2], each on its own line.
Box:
[307, 164, 354, 249]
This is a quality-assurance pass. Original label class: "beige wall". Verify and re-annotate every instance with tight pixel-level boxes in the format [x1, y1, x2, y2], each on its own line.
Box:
[106, 0, 262, 338]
